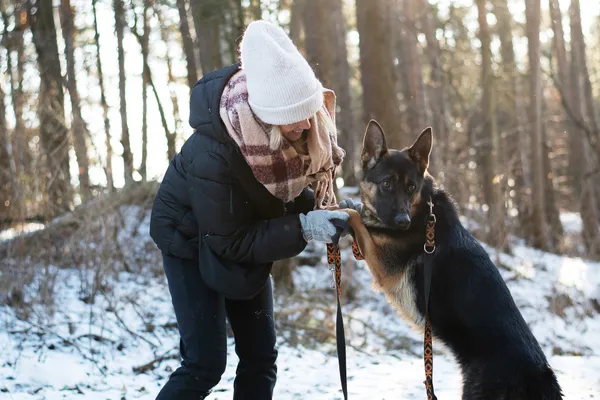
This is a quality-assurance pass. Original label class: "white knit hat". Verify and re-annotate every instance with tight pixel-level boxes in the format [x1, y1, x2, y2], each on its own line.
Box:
[240, 20, 324, 125]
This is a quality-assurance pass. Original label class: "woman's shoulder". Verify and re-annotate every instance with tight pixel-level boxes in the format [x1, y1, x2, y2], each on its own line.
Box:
[178, 133, 232, 179]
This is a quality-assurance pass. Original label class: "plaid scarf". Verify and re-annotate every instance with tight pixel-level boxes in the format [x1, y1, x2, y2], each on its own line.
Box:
[219, 70, 345, 208]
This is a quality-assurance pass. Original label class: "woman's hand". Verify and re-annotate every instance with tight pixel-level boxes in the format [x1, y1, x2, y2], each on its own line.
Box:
[338, 198, 363, 214]
[299, 210, 350, 244]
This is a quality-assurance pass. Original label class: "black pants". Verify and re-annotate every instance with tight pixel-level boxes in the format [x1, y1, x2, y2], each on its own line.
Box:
[156, 253, 277, 400]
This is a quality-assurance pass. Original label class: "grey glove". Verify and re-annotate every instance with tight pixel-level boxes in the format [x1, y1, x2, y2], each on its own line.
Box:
[299, 210, 350, 243]
[339, 198, 363, 214]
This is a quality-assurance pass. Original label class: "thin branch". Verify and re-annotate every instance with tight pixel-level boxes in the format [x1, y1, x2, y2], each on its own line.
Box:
[542, 50, 600, 151]
[132, 348, 179, 374]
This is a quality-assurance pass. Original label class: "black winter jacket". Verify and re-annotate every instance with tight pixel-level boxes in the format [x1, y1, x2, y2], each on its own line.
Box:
[149, 63, 314, 266]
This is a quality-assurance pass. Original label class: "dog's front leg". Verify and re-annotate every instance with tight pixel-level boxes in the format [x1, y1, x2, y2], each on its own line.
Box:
[340, 209, 395, 290]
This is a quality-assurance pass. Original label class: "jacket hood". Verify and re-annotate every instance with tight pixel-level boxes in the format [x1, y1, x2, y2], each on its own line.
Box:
[188, 63, 241, 144]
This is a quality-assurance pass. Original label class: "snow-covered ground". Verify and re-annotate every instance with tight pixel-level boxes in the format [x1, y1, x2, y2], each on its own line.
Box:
[1, 205, 600, 399]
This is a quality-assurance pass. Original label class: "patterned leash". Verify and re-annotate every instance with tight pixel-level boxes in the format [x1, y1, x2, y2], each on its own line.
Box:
[327, 198, 437, 400]
[423, 197, 438, 400]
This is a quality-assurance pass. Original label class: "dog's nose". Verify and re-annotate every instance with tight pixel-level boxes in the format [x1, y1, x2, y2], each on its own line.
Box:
[394, 212, 411, 230]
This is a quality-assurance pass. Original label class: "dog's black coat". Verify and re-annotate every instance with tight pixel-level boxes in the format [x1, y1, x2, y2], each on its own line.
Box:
[357, 121, 563, 399]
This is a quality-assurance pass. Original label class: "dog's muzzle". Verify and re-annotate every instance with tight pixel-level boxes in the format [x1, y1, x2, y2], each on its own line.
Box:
[394, 211, 411, 230]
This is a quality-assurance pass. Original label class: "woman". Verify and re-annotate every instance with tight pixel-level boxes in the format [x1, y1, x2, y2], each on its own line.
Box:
[149, 20, 359, 399]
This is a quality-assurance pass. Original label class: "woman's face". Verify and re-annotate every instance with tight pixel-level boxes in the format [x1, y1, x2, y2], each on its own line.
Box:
[280, 119, 311, 142]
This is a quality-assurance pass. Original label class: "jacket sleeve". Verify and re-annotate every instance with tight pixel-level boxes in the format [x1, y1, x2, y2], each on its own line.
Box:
[292, 187, 315, 214]
[187, 151, 308, 264]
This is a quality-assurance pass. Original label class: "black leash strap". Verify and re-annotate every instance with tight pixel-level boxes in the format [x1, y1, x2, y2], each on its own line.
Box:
[327, 242, 348, 400]
[423, 198, 438, 400]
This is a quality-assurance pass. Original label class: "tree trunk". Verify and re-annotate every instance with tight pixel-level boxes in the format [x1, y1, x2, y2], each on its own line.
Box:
[92, 0, 114, 192]
[114, 0, 134, 186]
[139, 0, 150, 182]
[0, 44, 11, 222]
[476, 0, 505, 247]
[303, 0, 356, 185]
[0, 5, 25, 220]
[542, 123, 565, 249]
[249, 0, 261, 20]
[525, 0, 552, 251]
[271, 258, 295, 296]
[189, 0, 223, 75]
[156, 3, 184, 160]
[491, 0, 530, 237]
[223, 0, 245, 65]
[568, 0, 600, 222]
[28, 0, 72, 216]
[356, 0, 402, 148]
[60, 0, 91, 202]
[131, 4, 177, 162]
[569, 0, 599, 137]
[564, 0, 600, 256]
[418, 0, 447, 174]
[329, 0, 357, 186]
[289, 0, 305, 54]
[176, 0, 198, 88]
[400, 0, 426, 137]
[549, 0, 579, 192]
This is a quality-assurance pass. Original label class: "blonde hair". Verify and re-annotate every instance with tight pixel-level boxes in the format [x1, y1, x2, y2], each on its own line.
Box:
[269, 106, 337, 150]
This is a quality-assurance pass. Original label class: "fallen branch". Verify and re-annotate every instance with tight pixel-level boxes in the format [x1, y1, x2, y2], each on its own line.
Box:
[133, 350, 179, 374]
[75, 333, 115, 344]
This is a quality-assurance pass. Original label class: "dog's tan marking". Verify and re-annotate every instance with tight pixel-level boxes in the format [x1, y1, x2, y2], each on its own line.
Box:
[410, 191, 422, 218]
[359, 181, 376, 202]
[340, 209, 425, 331]
[341, 209, 402, 292]
[385, 259, 425, 331]
[359, 182, 389, 229]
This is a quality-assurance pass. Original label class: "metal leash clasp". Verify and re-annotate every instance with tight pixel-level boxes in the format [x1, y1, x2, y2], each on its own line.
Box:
[329, 264, 337, 289]
[424, 197, 436, 254]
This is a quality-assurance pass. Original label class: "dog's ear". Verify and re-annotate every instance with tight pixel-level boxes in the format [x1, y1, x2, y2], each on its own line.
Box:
[408, 127, 433, 172]
[361, 120, 388, 169]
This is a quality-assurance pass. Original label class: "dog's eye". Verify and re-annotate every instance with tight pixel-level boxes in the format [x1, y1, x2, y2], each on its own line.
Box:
[407, 182, 416, 193]
[382, 180, 391, 189]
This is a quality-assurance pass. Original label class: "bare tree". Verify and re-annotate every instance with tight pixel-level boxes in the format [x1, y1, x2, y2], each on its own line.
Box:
[491, 0, 529, 235]
[190, 0, 223, 74]
[114, 0, 135, 185]
[134, 0, 150, 182]
[475, 0, 506, 247]
[60, 0, 91, 201]
[0, 39, 11, 222]
[356, 0, 402, 148]
[328, 0, 357, 185]
[400, 0, 426, 137]
[569, 0, 599, 138]
[92, 0, 114, 192]
[568, 0, 600, 221]
[223, 0, 245, 65]
[155, 3, 184, 159]
[249, 0, 261, 20]
[525, 0, 552, 251]
[303, 0, 357, 184]
[28, 0, 72, 216]
[551, 0, 600, 256]
[130, 7, 177, 163]
[0, 3, 25, 219]
[176, 0, 198, 88]
[418, 0, 448, 172]
[289, 0, 305, 50]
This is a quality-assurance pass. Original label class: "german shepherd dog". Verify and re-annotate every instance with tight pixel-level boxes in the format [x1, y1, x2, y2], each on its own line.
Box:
[342, 120, 563, 399]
